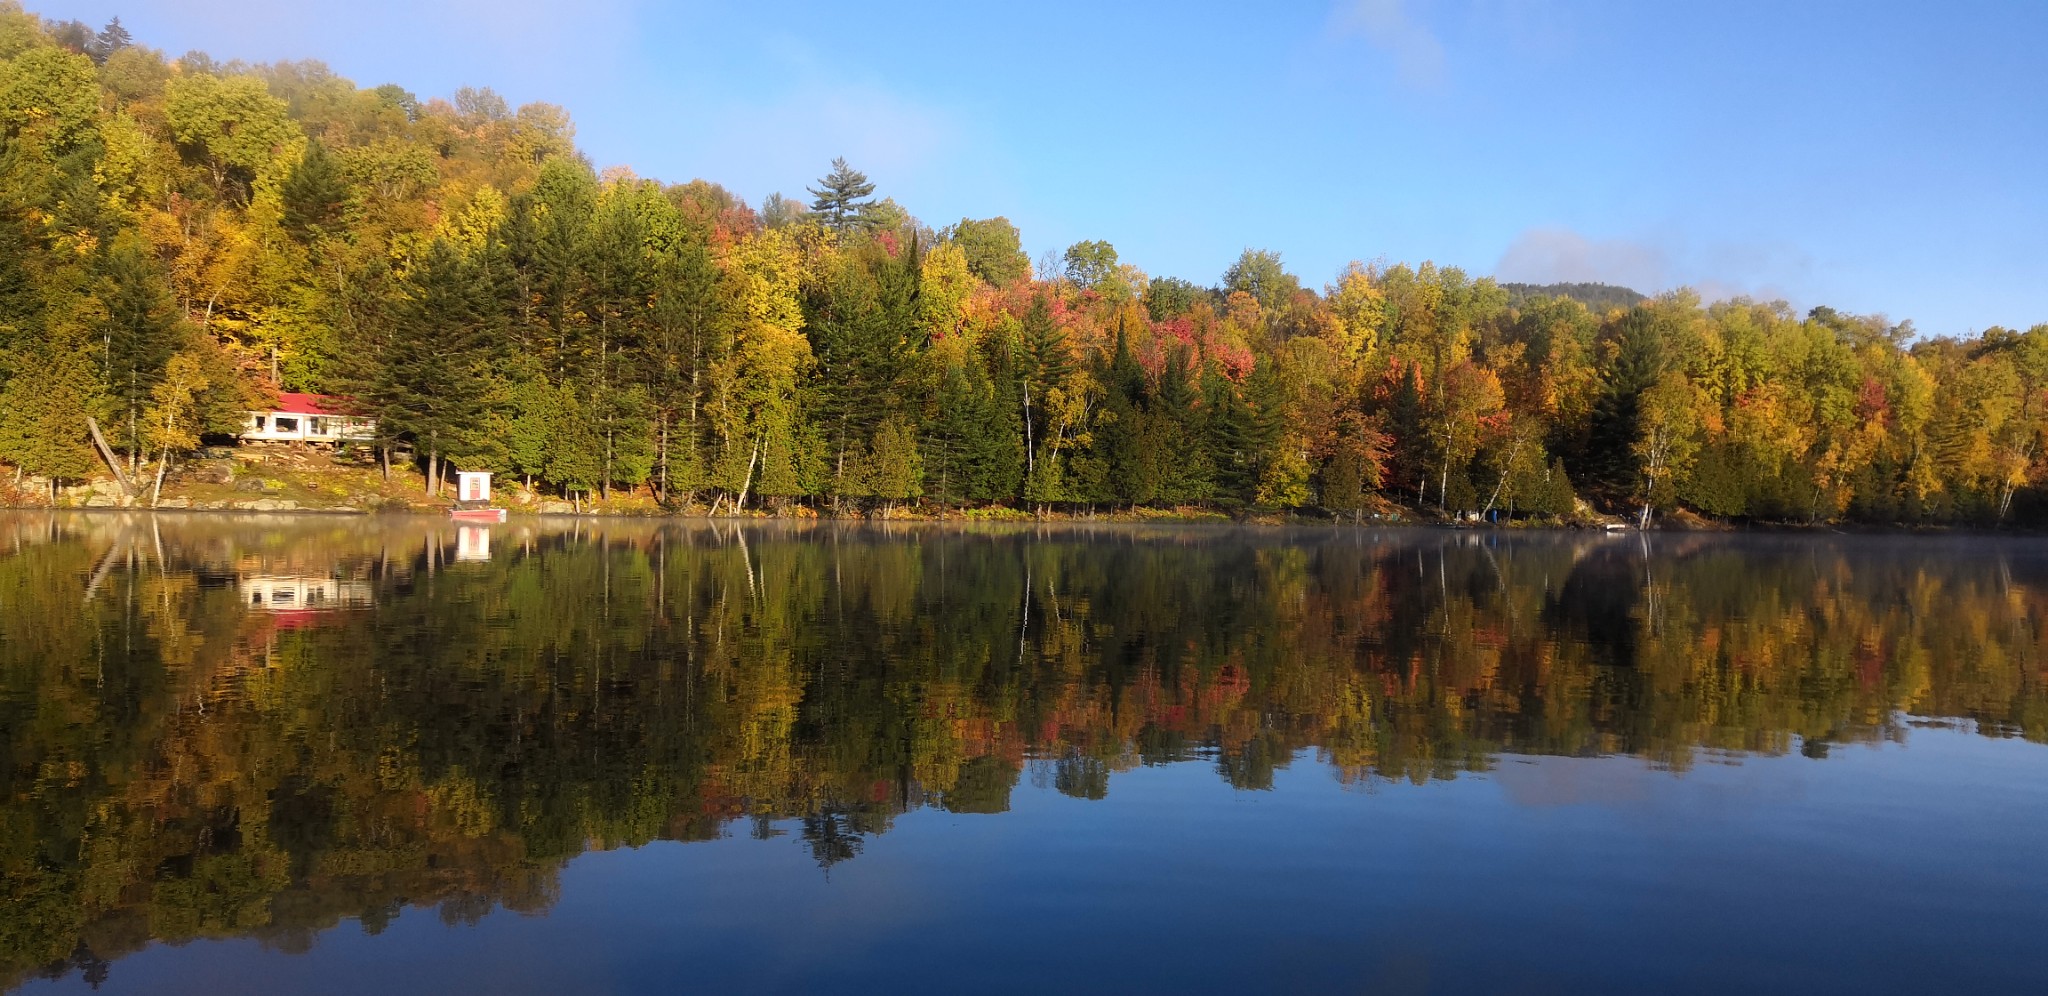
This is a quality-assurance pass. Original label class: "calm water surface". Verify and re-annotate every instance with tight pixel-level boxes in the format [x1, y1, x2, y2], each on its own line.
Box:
[2, 513, 2045, 994]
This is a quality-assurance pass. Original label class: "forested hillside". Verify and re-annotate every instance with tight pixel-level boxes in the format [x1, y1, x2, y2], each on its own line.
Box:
[2, 5, 2045, 524]
[1500, 282, 1647, 312]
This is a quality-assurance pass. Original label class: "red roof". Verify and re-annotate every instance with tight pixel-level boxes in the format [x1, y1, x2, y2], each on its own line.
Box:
[269, 393, 360, 416]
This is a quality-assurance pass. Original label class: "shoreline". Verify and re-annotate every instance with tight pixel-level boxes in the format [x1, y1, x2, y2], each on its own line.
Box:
[3, 502, 2035, 536]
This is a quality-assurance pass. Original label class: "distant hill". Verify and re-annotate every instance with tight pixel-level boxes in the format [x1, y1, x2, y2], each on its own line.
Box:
[1500, 282, 1647, 312]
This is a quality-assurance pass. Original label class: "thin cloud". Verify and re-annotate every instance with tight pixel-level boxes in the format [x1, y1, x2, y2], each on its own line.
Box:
[1331, 0, 1448, 89]
[1495, 227, 1670, 292]
[1494, 225, 1814, 307]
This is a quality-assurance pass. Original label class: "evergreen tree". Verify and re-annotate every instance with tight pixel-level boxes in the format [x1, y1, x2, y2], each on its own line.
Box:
[644, 237, 720, 502]
[1586, 307, 1667, 498]
[583, 193, 654, 497]
[806, 157, 877, 234]
[546, 382, 603, 502]
[93, 236, 184, 458]
[281, 139, 350, 241]
[1203, 368, 1255, 503]
[0, 328, 102, 500]
[860, 416, 924, 513]
[1098, 324, 1158, 504]
[939, 358, 1024, 504]
[1017, 292, 1072, 480]
[369, 240, 493, 494]
[808, 243, 914, 498]
[495, 357, 555, 492]
[1385, 363, 1429, 505]
[1153, 345, 1214, 503]
[1239, 362, 1288, 502]
[89, 18, 130, 64]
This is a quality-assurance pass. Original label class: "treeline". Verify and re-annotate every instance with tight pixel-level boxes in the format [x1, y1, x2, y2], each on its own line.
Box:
[4, 517, 2045, 985]
[1500, 281, 1646, 312]
[2, 6, 2046, 523]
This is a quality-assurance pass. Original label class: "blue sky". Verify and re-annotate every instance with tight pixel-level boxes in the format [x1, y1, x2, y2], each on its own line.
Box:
[36, 0, 2048, 335]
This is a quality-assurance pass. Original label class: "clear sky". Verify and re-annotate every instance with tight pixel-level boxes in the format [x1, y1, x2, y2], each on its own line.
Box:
[33, 0, 2048, 335]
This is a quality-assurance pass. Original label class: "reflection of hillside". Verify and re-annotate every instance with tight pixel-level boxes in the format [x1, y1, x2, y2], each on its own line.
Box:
[2, 516, 2044, 989]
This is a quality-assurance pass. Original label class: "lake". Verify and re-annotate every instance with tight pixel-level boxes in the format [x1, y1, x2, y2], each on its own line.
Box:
[2, 514, 2045, 994]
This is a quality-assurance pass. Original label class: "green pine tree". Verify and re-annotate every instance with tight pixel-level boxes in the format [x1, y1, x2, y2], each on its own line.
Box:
[0, 329, 103, 500]
[806, 157, 877, 234]
[280, 139, 350, 241]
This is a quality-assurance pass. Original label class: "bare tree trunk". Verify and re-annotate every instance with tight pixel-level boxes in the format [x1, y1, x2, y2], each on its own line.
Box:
[1022, 383, 1035, 477]
[735, 434, 762, 511]
[151, 448, 170, 508]
[657, 413, 670, 504]
[85, 417, 134, 497]
[1482, 435, 1522, 520]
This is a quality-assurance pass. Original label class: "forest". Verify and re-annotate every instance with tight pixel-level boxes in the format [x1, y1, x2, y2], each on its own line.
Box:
[3, 5, 2047, 524]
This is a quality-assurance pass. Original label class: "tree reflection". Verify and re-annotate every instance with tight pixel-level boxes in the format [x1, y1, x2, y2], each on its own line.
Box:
[1, 514, 2044, 988]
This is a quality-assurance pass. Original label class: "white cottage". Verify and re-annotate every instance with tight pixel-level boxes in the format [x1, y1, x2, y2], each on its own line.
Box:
[240, 393, 376, 444]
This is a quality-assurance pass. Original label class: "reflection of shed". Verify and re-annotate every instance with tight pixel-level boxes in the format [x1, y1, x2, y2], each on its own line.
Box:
[456, 525, 492, 562]
[238, 574, 374, 611]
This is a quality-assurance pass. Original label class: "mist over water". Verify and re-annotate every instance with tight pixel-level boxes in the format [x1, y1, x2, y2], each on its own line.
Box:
[3, 514, 2046, 993]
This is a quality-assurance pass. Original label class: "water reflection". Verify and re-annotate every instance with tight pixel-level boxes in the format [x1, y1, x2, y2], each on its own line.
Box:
[1, 513, 2044, 989]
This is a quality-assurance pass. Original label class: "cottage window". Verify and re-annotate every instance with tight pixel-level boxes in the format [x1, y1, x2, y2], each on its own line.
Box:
[274, 417, 299, 433]
[309, 417, 330, 435]
[251, 415, 266, 431]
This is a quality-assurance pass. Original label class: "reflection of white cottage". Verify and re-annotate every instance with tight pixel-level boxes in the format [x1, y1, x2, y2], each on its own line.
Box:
[239, 574, 375, 611]
[240, 393, 376, 444]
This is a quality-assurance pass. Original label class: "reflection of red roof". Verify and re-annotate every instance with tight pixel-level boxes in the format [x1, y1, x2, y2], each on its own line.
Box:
[265, 609, 327, 631]
[259, 607, 372, 631]
[269, 393, 361, 416]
